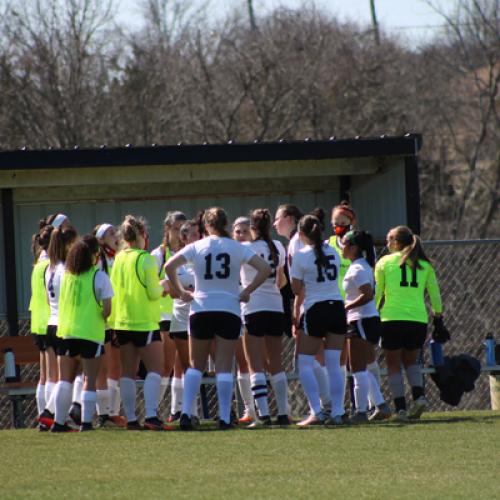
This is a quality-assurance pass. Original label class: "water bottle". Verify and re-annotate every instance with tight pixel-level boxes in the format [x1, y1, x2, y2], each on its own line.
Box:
[429, 340, 444, 366]
[484, 333, 496, 367]
[4, 348, 17, 382]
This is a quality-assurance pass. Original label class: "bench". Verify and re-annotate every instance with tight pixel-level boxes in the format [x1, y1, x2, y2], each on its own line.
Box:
[0, 335, 40, 428]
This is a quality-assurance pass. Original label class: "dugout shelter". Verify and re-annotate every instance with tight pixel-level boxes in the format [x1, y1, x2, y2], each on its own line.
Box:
[0, 134, 422, 335]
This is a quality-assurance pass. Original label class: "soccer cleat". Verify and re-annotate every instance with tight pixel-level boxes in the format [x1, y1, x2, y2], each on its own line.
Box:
[96, 415, 117, 429]
[275, 414, 292, 426]
[180, 413, 194, 431]
[297, 413, 326, 427]
[369, 403, 392, 421]
[79, 422, 94, 432]
[126, 420, 144, 431]
[37, 422, 49, 432]
[408, 397, 428, 420]
[247, 416, 272, 429]
[392, 409, 409, 422]
[238, 414, 254, 424]
[324, 415, 345, 426]
[69, 402, 82, 426]
[38, 409, 55, 428]
[50, 422, 77, 433]
[144, 417, 171, 431]
[108, 415, 127, 427]
[167, 411, 181, 423]
[348, 412, 369, 425]
[217, 419, 235, 430]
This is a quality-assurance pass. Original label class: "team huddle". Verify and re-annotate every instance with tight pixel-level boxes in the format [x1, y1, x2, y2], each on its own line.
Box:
[29, 202, 447, 432]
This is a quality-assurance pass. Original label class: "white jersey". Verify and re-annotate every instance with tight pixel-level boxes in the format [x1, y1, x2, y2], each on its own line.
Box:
[46, 262, 65, 326]
[179, 236, 256, 316]
[97, 255, 114, 275]
[287, 232, 304, 266]
[170, 264, 195, 332]
[343, 258, 379, 322]
[240, 240, 285, 315]
[290, 244, 343, 311]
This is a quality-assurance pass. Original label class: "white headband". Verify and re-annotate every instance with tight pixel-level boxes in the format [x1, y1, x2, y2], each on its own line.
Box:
[52, 214, 68, 229]
[96, 223, 113, 239]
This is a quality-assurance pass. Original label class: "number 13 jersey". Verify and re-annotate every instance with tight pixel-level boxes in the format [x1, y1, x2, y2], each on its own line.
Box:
[290, 243, 343, 312]
[178, 236, 256, 316]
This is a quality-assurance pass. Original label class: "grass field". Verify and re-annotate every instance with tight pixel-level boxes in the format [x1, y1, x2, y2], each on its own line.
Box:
[1, 411, 499, 499]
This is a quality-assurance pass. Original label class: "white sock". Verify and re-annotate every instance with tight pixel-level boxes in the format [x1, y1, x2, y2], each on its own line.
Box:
[159, 377, 170, 404]
[190, 395, 199, 417]
[324, 350, 345, 417]
[82, 390, 97, 424]
[367, 361, 381, 407]
[72, 374, 83, 404]
[45, 381, 55, 409]
[270, 371, 289, 416]
[250, 372, 269, 418]
[36, 383, 46, 415]
[340, 364, 347, 408]
[367, 370, 385, 407]
[313, 360, 330, 407]
[298, 354, 321, 416]
[96, 389, 110, 416]
[46, 382, 58, 414]
[54, 381, 72, 425]
[107, 378, 120, 416]
[171, 377, 183, 415]
[216, 372, 234, 424]
[120, 377, 137, 422]
[237, 372, 256, 418]
[353, 371, 369, 413]
[144, 372, 162, 419]
[182, 368, 202, 416]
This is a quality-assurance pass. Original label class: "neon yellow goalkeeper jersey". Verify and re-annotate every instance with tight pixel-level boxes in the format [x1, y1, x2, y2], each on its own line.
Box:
[375, 252, 442, 323]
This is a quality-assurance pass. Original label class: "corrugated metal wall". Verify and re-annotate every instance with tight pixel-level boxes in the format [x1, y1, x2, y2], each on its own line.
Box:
[13, 186, 341, 317]
[351, 161, 407, 240]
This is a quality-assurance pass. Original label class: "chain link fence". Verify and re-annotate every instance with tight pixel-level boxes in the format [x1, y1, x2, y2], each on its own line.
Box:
[1, 240, 498, 428]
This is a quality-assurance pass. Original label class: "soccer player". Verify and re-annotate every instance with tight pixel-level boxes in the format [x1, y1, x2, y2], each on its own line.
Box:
[290, 215, 346, 426]
[51, 235, 113, 432]
[38, 225, 78, 428]
[375, 225, 443, 420]
[241, 209, 290, 427]
[151, 211, 188, 416]
[29, 223, 53, 423]
[341, 230, 391, 422]
[232, 216, 257, 424]
[93, 223, 125, 428]
[111, 215, 168, 430]
[165, 207, 271, 430]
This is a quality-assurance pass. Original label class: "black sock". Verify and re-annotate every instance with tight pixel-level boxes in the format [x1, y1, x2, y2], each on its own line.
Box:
[394, 397, 406, 412]
[411, 386, 424, 401]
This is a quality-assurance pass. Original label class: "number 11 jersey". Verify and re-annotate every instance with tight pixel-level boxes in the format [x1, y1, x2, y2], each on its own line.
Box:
[178, 236, 256, 316]
[290, 243, 343, 312]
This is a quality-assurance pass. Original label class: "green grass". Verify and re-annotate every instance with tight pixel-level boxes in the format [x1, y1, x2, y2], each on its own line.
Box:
[1, 411, 499, 499]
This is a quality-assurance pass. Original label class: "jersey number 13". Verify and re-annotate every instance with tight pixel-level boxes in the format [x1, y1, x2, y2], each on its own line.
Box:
[204, 253, 231, 279]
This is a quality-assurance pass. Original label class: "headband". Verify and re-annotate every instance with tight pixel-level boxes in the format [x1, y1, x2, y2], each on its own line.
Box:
[52, 213, 68, 229]
[96, 223, 113, 239]
[334, 207, 356, 223]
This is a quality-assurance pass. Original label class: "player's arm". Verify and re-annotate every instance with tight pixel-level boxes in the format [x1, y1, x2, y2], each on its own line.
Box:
[426, 265, 443, 316]
[345, 282, 374, 311]
[165, 253, 191, 302]
[240, 254, 271, 303]
[374, 260, 385, 310]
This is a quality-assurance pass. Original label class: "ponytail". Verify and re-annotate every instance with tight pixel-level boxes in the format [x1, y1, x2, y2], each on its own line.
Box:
[391, 226, 431, 269]
[47, 226, 78, 265]
[120, 215, 147, 243]
[298, 215, 326, 266]
[250, 208, 278, 266]
[203, 207, 230, 238]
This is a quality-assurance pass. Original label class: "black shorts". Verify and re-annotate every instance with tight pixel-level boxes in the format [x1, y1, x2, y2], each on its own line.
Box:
[170, 330, 188, 341]
[115, 330, 161, 348]
[57, 338, 105, 359]
[104, 329, 120, 348]
[189, 312, 241, 341]
[381, 321, 427, 351]
[45, 325, 61, 350]
[301, 300, 347, 338]
[244, 311, 285, 337]
[347, 317, 382, 345]
[32, 334, 46, 352]
[159, 320, 171, 332]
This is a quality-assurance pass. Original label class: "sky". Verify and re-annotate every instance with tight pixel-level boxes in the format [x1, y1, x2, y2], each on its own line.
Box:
[115, 0, 456, 45]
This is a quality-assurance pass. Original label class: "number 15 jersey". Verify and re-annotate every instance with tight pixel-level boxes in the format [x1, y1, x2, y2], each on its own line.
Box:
[178, 236, 256, 317]
[290, 243, 343, 312]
